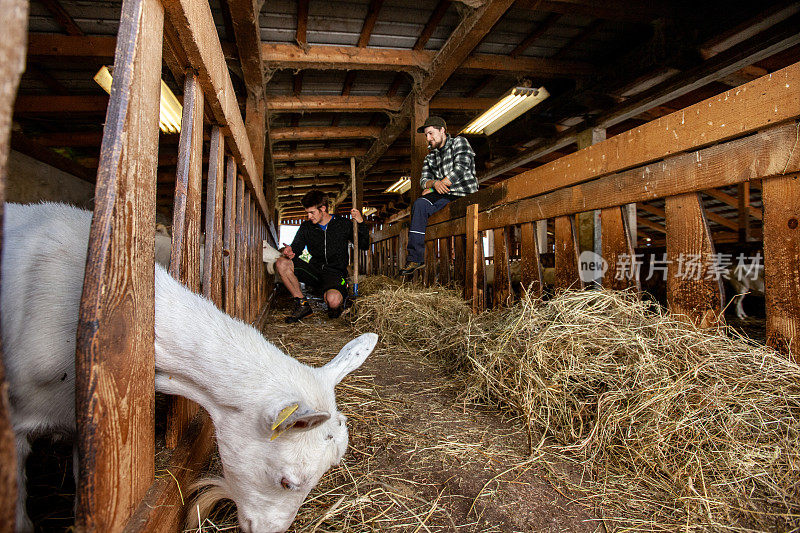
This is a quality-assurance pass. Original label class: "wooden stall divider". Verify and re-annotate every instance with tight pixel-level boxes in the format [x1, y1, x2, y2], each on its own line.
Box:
[493, 227, 511, 308]
[203, 127, 225, 306]
[554, 215, 583, 291]
[466, 204, 480, 312]
[601, 206, 640, 292]
[235, 176, 245, 319]
[438, 237, 451, 285]
[762, 172, 800, 357]
[665, 193, 723, 328]
[223, 159, 238, 315]
[453, 234, 466, 285]
[519, 221, 543, 298]
[75, 0, 163, 528]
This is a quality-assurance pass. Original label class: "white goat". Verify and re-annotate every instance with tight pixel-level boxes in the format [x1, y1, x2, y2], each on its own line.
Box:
[727, 262, 765, 320]
[2, 202, 378, 533]
[263, 241, 282, 275]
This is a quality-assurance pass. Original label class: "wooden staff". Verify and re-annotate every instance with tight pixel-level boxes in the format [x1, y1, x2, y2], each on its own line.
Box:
[351, 157, 359, 297]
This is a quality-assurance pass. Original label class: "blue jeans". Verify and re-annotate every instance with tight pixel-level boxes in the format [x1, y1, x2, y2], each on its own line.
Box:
[407, 193, 451, 263]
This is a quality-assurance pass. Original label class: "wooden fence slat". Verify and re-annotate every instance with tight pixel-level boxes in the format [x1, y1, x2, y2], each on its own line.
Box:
[493, 227, 511, 308]
[466, 204, 479, 311]
[665, 193, 723, 328]
[203, 127, 225, 305]
[601, 206, 640, 292]
[75, 0, 163, 528]
[453, 234, 465, 285]
[519, 221, 543, 298]
[554, 215, 583, 291]
[398, 227, 408, 271]
[223, 158, 237, 315]
[425, 240, 436, 286]
[438, 237, 451, 285]
[762, 172, 800, 357]
[166, 70, 204, 449]
[235, 176, 245, 319]
[0, 0, 29, 524]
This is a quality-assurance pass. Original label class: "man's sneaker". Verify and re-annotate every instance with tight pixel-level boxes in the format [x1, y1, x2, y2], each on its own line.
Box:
[285, 298, 313, 323]
[399, 262, 425, 276]
[327, 305, 343, 319]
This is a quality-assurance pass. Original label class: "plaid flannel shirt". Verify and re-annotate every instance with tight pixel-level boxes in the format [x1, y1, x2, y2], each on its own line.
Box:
[419, 135, 478, 197]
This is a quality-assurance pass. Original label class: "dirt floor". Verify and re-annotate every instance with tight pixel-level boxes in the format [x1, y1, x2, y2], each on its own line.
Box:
[253, 296, 603, 533]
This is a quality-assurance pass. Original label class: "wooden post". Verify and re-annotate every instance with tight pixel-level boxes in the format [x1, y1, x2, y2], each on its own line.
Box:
[410, 95, 429, 203]
[665, 192, 723, 328]
[0, 0, 28, 525]
[762, 173, 800, 357]
[738, 182, 751, 243]
[438, 237, 451, 285]
[425, 240, 437, 286]
[453, 234, 466, 285]
[166, 70, 204, 449]
[203, 127, 225, 306]
[554, 215, 583, 291]
[466, 204, 480, 312]
[398, 226, 409, 271]
[493, 227, 511, 308]
[351, 157, 359, 294]
[601, 206, 640, 292]
[235, 176, 245, 319]
[75, 0, 162, 528]
[519, 221, 544, 298]
[223, 158, 238, 315]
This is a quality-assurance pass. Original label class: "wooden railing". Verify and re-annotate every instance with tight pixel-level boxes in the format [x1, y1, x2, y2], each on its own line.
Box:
[0, 0, 273, 530]
[367, 59, 800, 355]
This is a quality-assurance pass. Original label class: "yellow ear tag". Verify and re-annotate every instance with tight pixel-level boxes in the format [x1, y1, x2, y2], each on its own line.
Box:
[270, 404, 299, 440]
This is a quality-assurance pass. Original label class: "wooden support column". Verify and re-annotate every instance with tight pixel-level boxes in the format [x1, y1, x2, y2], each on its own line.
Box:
[493, 227, 511, 308]
[466, 204, 480, 312]
[203, 127, 225, 306]
[576, 127, 605, 261]
[762, 173, 800, 357]
[398, 227, 409, 271]
[0, 0, 28, 525]
[554, 215, 583, 291]
[738, 182, 751, 242]
[438, 237, 451, 285]
[665, 193, 723, 328]
[425, 240, 436, 286]
[165, 71, 203, 449]
[223, 160, 238, 315]
[410, 96, 428, 203]
[520, 221, 544, 298]
[75, 0, 162, 529]
[601, 206, 640, 292]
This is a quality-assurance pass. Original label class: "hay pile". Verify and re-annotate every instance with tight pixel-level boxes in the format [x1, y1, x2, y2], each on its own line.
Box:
[353, 281, 800, 531]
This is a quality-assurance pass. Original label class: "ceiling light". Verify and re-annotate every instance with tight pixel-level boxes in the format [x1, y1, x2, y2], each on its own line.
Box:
[385, 176, 411, 194]
[460, 86, 549, 136]
[94, 66, 183, 134]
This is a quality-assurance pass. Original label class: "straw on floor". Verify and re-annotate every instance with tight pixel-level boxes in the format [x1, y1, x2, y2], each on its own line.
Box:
[352, 280, 800, 532]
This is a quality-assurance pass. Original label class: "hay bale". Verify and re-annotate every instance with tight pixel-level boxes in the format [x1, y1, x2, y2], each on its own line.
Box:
[354, 280, 800, 531]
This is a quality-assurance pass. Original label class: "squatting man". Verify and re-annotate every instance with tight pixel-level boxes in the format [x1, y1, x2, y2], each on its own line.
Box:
[399, 116, 478, 276]
[275, 190, 369, 323]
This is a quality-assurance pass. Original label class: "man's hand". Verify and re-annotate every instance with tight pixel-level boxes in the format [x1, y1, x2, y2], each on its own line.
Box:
[433, 177, 452, 194]
[350, 208, 364, 223]
[281, 245, 295, 259]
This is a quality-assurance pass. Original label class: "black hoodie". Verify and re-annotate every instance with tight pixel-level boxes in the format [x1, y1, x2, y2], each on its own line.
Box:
[290, 215, 370, 275]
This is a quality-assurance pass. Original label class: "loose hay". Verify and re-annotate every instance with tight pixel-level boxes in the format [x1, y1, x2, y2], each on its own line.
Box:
[353, 281, 800, 532]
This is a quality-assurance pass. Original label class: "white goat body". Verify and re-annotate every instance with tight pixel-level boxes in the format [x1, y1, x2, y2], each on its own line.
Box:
[2, 202, 377, 532]
[727, 263, 765, 319]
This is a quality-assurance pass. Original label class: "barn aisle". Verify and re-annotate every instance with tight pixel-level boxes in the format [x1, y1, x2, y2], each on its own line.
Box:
[250, 297, 601, 533]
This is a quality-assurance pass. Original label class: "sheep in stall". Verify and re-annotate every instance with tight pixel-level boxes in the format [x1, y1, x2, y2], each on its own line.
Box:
[2, 202, 378, 533]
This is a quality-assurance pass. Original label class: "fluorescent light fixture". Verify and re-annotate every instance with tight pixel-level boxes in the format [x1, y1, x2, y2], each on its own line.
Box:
[362, 207, 377, 216]
[460, 86, 550, 136]
[385, 176, 411, 194]
[94, 66, 183, 134]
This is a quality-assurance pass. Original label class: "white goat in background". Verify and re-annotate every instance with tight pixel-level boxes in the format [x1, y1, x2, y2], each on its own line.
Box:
[2, 202, 378, 533]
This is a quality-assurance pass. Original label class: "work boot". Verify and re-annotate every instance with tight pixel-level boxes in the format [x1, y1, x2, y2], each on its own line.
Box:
[399, 261, 425, 276]
[327, 305, 343, 319]
[285, 297, 313, 323]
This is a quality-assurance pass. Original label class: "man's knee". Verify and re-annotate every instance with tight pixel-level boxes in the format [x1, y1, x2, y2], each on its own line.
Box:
[275, 257, 293, 274]
[413, 197, 430, 211]
[326, 290, 343, 309]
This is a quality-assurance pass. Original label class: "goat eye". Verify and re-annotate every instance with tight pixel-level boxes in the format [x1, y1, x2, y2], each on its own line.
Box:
[280, 477, 292, 490]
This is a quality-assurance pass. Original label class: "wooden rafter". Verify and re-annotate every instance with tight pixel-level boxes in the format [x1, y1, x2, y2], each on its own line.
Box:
[275, 161, 409, 177]
[510, 12, 561, 58]
[701, 188, 763, 220]
[273, 146, 409, 161]
[271, 126, 383, 142]
[551, 19, 603, 60]
[39, 0, 84, 36]
[296, 0, 309, 45]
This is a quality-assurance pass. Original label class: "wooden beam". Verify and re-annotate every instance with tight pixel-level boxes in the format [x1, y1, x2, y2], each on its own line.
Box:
[39, 0, 84, 35]
[509, 13, 561, 58]
[519, 222, 544, 297]
[27, 33, 117, 59]
[161, 0, 267, 217]
[266, 94, 496, 113]
[465, 204, 480, 312]
[701, 188, 762, 220]
[296, 0, 308, 45]
[261, 42, 590, 78]
[552, 20, 603, 60]
[601, 206, 639, 292]
[227, 0, 265, 95]
[518, 0, 674, 24]
[274, 145, 409, 161]
[75, 0, 162, 528]
[431, 59, 800, 226]
[554, 215, 582, 290]
[275, 161, 408, 177]
[10, 131, 96, 182]
[14, 94, 109, 114]
[271, 126, 382, 142]
[413, 0, 449, 51]
[0, 0, 29, 526]
[357, 0, 384, 47]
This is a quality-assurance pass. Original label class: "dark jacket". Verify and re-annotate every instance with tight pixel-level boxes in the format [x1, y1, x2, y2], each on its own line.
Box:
[290, 215, 370, 275]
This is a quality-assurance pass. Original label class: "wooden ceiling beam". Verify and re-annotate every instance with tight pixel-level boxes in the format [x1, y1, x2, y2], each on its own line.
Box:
[701, 189, 763, 220]
[296, 0, 309, 45]
[518, 0, 674, 24]
[357, 0, 384, 47]
[10, 131, 95, 182]
[509, 12, 561, 58]
[15, 94, 109, 114]
[413, 0, 450, 51]
[38, 0, 84, 36]
[27, 33, 116, 59]
[266, 95, 496, 113]
[275, 161, 409, 177]
[271, 126, 383, 142]
[273, 146, 409, 161]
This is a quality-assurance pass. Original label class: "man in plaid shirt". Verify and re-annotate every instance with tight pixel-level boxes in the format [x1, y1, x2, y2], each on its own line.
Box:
[399, 116, 477, 276]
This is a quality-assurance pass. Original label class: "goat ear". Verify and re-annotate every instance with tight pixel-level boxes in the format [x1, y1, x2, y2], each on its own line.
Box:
[269, 403, 331, 440]
[321, 333, 378, 385]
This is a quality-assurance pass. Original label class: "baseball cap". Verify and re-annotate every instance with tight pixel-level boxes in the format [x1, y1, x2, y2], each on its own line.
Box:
[416, 116, 447, 133]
